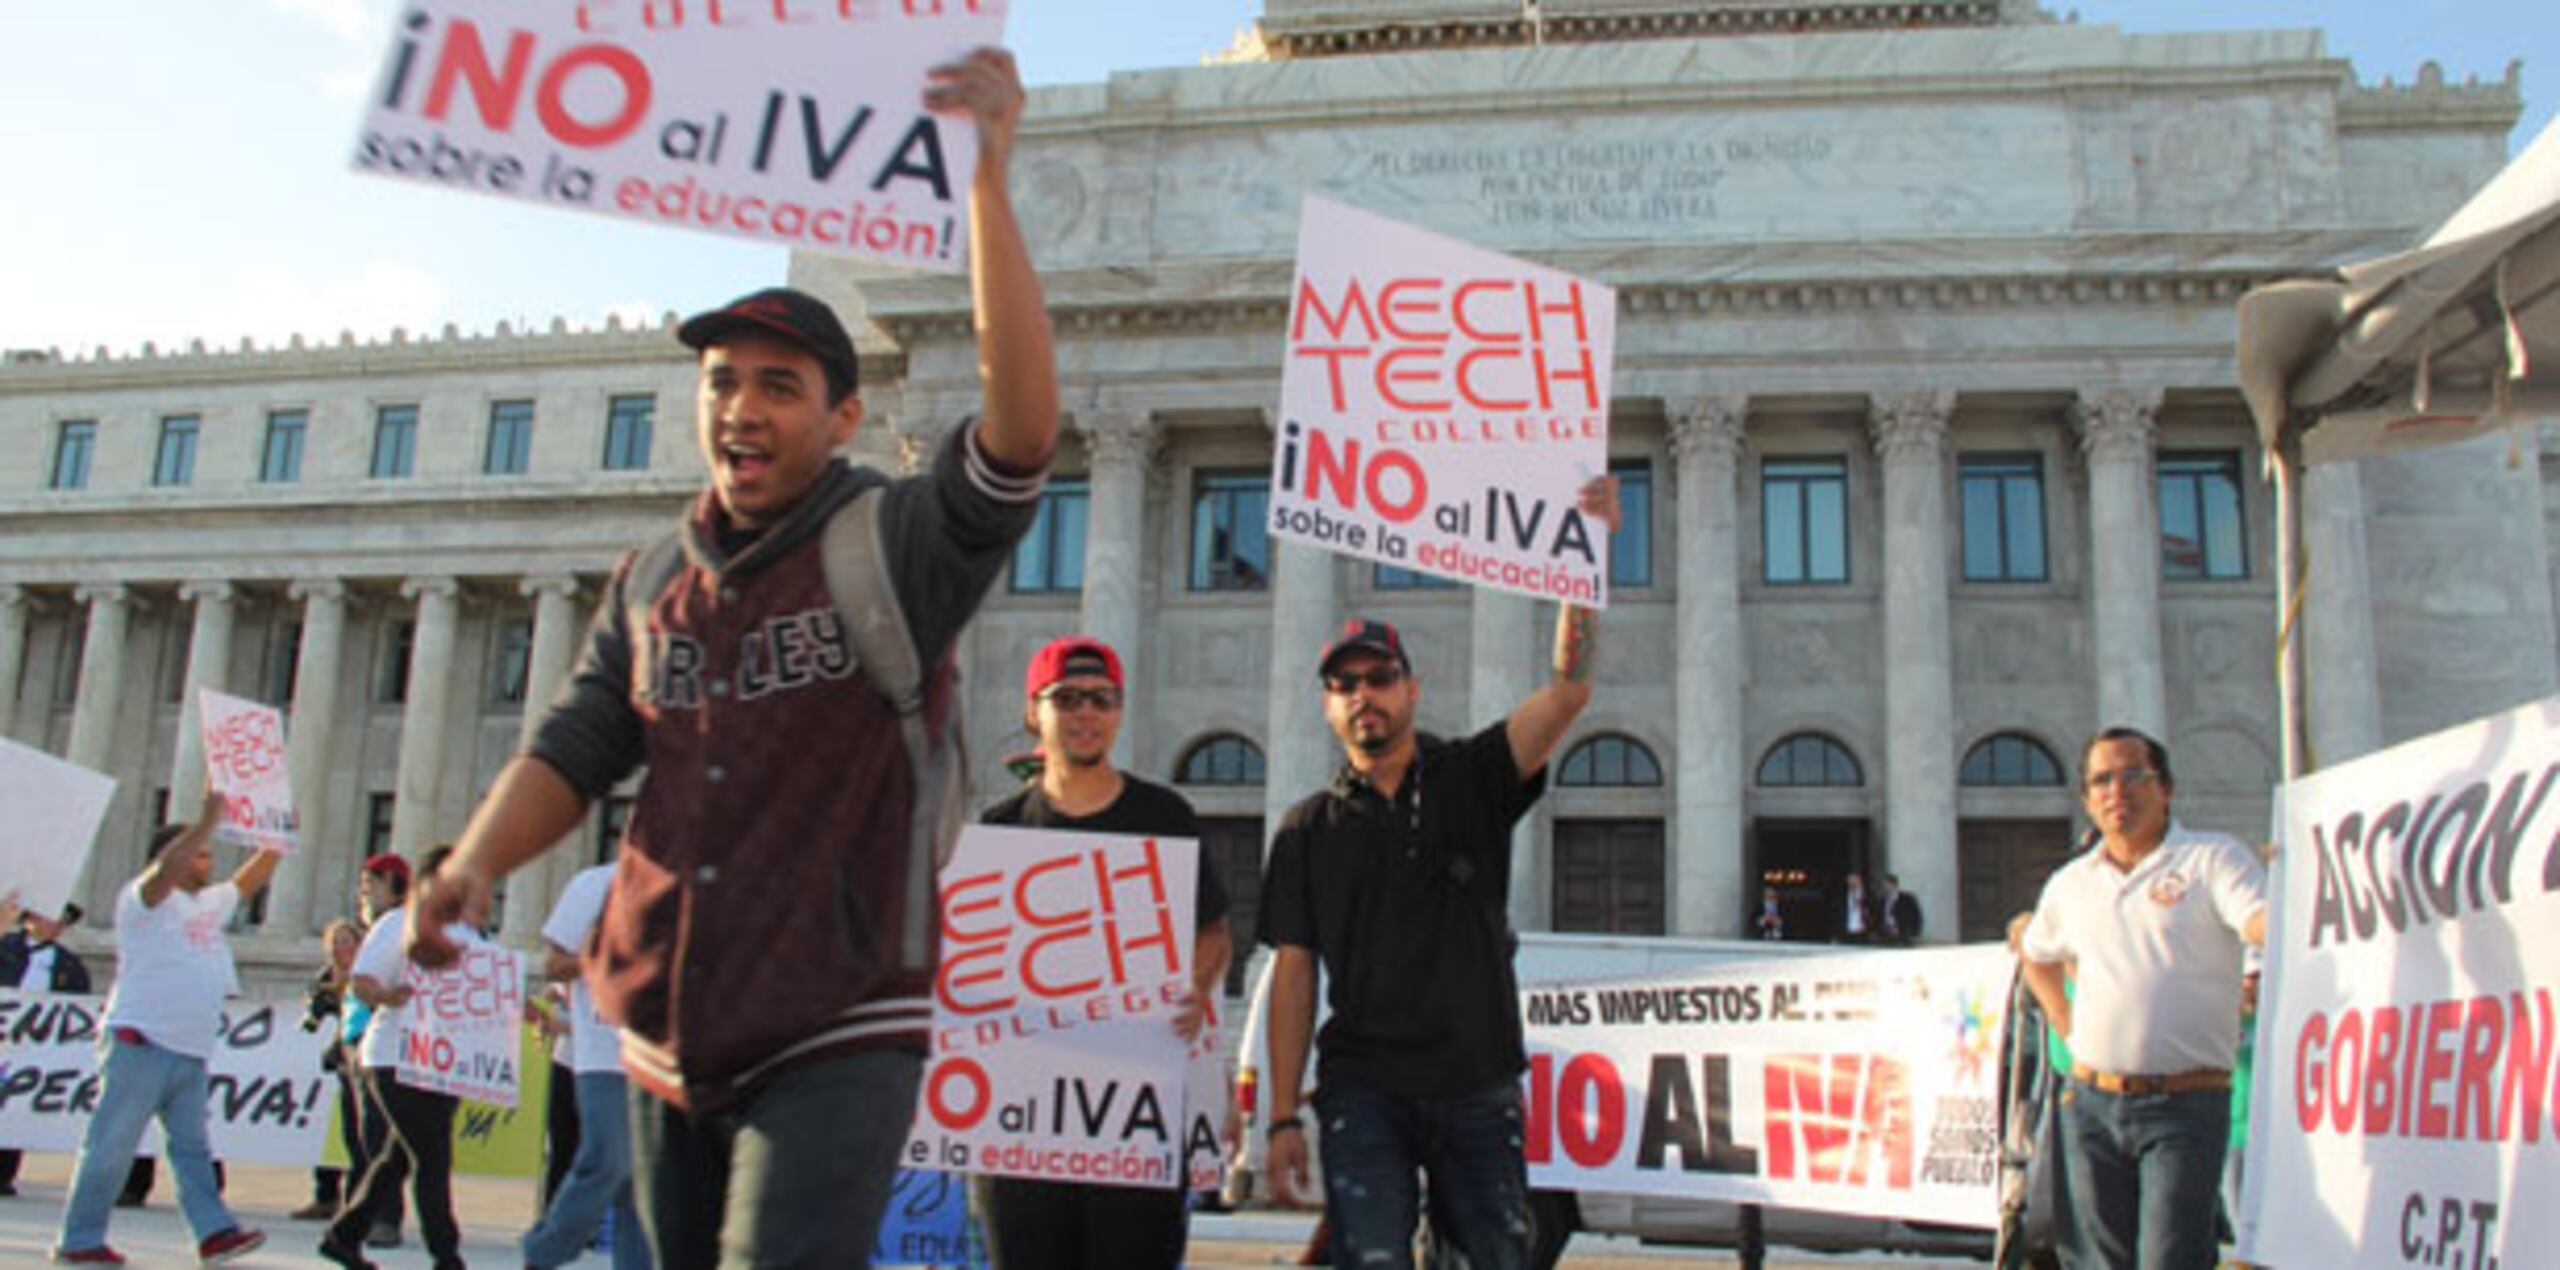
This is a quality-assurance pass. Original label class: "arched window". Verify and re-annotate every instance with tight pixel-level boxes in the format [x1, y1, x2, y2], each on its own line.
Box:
[1960, 732, 2065, 787]
[1174, 733, 1265, 786]
[1756, 733, 1863, 787]
[1557, 733, 1663, 787]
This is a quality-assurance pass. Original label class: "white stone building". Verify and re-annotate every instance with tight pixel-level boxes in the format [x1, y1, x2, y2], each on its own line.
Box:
[4, 0, 2551, 991]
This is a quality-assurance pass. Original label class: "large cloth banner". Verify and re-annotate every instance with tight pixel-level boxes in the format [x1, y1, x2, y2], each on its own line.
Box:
[906, 825, 1200, 1189]
[1272, 195, 1616, 606]
[1522, 945, 2012, 1228]
[2240, 695, 2560, 1269]
[0, 737, 115, 921]
[353, 0, 1003, 270]
[396, 944, 527, 1108]
[0, 991, 332, 1167]
[198, 689, 298, 855]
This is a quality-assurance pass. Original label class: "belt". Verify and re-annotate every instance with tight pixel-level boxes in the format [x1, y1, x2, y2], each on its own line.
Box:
[2070, 1063, 2230, 1096]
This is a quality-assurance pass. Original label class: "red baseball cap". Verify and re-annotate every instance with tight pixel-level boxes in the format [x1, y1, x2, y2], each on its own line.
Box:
[361, 853, 411, 887]
[1025, 637, 1124, 699]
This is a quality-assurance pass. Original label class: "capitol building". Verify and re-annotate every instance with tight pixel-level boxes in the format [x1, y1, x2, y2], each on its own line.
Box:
[3, 0, 2549, 990]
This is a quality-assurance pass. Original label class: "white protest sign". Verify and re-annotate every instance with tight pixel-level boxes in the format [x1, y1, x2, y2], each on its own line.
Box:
[397, 943, 527, 1108]
[353, 0, 1004, 271]
[906, 825, 1199, 1188]
[0, 991, 334, 1167]
[0, 737, 116, 921]
[197, 689, 297, 855]
[1273, 195, 1616, 605]
[1183, 1004, 1229, 1195]
[2239, 695, 2560, 1270]
[1521, 945, 2012, 1228]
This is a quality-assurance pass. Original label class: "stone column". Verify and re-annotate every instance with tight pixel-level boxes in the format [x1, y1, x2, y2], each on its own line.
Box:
[268, 579, 347, 936]
[1263, 554, 1341, 843]
[501, 574, 585, 946]
[2302, 462, 2383, 768]
[389, 576, 462, 860]
[67, 584, 133, 907]
[167, 581, 238, 820]
[2075, 388, 2169, 736]
[0, 586, 28, 742]
[1080, 411, 1157, 767]
[1669, 397, 1747, 937]
[1872, 392, 1959, 942]
[1472, 588, 1540, 927]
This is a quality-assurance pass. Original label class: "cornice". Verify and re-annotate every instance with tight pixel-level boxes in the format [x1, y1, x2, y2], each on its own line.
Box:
[1255, 2, 2011, 60]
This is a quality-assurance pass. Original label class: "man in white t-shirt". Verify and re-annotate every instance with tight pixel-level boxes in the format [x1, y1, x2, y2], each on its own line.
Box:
[2020, 727, 2268, 1270]
[522, 862, 649, 1270]
[52, 799, 276, 1266]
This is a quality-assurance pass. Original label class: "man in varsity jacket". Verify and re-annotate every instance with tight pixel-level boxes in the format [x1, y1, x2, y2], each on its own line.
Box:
[406, 48, 1058, 1268]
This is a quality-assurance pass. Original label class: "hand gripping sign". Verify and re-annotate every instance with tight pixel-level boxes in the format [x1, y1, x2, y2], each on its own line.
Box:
[198, 688, 298, 855]
[397, 943, 528, 1108]
[353, 0, 1005, 271]
[1272, 195, 1617, 605]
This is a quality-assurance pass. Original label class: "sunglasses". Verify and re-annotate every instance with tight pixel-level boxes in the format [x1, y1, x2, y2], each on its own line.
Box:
[1323, 665, 1408, 695]
[1040, 687, 1122, 712]
[2083, 768, 2160, 793]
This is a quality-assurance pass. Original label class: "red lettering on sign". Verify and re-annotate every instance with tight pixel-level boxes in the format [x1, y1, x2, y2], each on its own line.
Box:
[929, 1055, 990, 1130]
[1762, 1054, 1912, 1190]
[421, 20, 652, 150]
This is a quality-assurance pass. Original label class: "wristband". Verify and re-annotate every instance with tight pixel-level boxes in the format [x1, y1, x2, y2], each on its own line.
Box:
[1267, 1115, 1303, 1139]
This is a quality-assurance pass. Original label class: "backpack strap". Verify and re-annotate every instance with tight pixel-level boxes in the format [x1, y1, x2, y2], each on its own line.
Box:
[622, 534, 687, 704]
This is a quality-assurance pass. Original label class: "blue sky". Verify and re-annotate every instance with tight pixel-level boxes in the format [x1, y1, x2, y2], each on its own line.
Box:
[0, 1, 2546, 358]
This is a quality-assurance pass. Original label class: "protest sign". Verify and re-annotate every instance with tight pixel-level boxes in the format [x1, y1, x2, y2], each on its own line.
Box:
[906, 825, 1200, 1188]
[2238, 695, 2560, 1270]
[1272, 195, 1616, 605]
[197, 688, 297, 855]
[1184, 1005, 1229, 1195]
[318, 1022, 549, 1178]
[0, 737, 115, 922]
[397, 943, 527, 1108]
[352, 0, 1003, 271]
[0, 991, 332, 1167]
[1521, 945, 2012, 1227]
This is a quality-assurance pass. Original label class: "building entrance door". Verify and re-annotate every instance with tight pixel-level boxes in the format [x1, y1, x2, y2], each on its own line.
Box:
[1749, 818, 1869, 943]
[1956, 818, 2079, 942]
[1199, 816, 1265, 995]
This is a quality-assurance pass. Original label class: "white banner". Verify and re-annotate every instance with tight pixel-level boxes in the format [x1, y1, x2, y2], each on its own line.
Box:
[396, 944, 526, 1108]
[0, 738, 115, 921]
[0, 991, 334, 1167]
[1272, 195, 1616, 606]
[198, 689, 297, 855]
[1522, 945, 2013, 1228]
[905, 826, 1200, 1189]
[2240, 695, 2560, 1269]
[353, 0, 1004, 270]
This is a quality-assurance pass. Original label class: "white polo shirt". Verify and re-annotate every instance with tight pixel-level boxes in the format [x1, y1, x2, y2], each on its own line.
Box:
[2022, 823, 2266, 1075]
[349, 909, 480, 1071]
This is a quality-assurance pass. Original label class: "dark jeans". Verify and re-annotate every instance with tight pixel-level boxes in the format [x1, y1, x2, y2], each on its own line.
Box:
[543, 1060, 581, 1213]
[327, 1071, 459, 1265]
[982, 1174, 1188, 1270]
[2056, 1080, 2229, 1270]
[1316, 1077, 1530, 1270]
[631, 1049, 920, 1269]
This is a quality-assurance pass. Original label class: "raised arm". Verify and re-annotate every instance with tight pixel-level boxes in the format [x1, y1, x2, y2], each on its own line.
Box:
[926, 47, 1058, 473]
[230, 847, 282, 903]
[1506, 476, 1620, 777]
[410, 756, 590, 969]
[139, 796, 224, 909]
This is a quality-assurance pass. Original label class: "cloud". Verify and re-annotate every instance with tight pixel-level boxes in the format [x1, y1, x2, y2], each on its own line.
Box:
[264, 0, 369, 43]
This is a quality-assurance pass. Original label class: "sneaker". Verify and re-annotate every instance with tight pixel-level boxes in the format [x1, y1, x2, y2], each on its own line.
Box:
[365, 1219, 403, 1248]
[197, 1227, 266, 1265]
[290, 1199, 336, 1220]
[49, 1248, 127, 1266]
[317, 1234, 376, 1270]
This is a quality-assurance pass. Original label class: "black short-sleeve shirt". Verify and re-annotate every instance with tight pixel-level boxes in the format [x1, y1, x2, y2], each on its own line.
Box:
[1258, 721, 1546, 1099]
[980, 775, 1231, 930]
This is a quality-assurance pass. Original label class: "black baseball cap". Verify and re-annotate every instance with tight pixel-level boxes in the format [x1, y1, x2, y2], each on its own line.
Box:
[677, 287, 860, 399]
[1318, 617, 1412, 678]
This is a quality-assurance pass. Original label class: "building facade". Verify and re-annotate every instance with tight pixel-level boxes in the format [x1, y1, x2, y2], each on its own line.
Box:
[4, 1, 2551, 990]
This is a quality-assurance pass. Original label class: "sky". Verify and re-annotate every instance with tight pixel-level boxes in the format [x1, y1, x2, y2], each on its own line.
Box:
[0, 1, 2548, 359]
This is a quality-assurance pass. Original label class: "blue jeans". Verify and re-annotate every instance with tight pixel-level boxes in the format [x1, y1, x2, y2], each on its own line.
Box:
[1316, 1077, 1529, 1270]
[524, 1071, 650, 1270]
[2056, 1080, 2230, 1270]
[57, 1035, 239, 1252]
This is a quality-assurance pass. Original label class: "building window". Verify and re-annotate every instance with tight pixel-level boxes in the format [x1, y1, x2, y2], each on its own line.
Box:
[490, 617, 533, 705]
[1374, 563, 1458, 591]
[484, 400, 535, 475]
[1762, 457, 1848, 585]
[260, 410, 307, 484]
[371, 404, 419, 478]
[1959, 454, 2047, 582]
[1011, 477, 1088, 593]
[1557, 733, 1664, 787]
[1960, 732, 2066, 787]
[603, 394, 654, 471]
[2160, 451, 2248, 580]
[1611, 458, 1654, 588]
[266, 620, 302, 706]
[596, 795, 635, 865]
[1757, 732, 1863, 787]
[152, 414, 199, 487]
[1174, 733, 1266, 786]
[1189, 470, 1270, 592]
[366, 793, 396, 855]
[50, 419, 96, 491]
[378, 620, 414, 704]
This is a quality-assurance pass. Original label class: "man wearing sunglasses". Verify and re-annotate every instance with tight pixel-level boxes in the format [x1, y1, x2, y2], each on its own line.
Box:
[976, 636, 1232, 1270]
[2018, 727, 2267, 1270]
[1258, 479, 1619, 1270]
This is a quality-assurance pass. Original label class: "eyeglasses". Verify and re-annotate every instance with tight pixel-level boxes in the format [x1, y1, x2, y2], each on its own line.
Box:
[2083, 768, 2161, 792]
[1323, 666, 1407, 695]
[1039, 687, 1122, 713]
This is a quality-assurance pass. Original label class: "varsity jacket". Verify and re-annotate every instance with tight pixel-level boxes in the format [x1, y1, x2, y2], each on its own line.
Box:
[528, 424, 1042, 1112]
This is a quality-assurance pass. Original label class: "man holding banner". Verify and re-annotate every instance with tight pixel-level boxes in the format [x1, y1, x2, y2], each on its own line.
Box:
[2019, 728, 2267, 1270]
[1260, 478, 1616, 1270]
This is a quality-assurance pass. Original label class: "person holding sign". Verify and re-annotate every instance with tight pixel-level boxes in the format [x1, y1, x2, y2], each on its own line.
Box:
[976, 636, 1233, 1270]
[405, 45, 1060, 1268]
[50, 798, 274, 1266]
[2018, 729, 2267, 1270]
[0, 899, 89, 1197]
[1258, 478, 1617, 1270]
